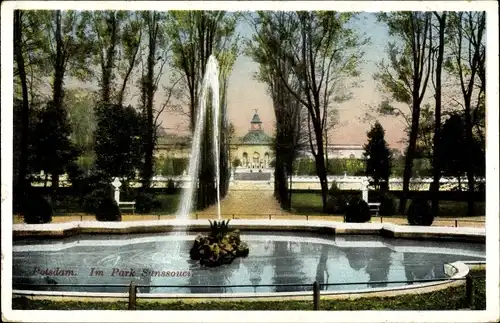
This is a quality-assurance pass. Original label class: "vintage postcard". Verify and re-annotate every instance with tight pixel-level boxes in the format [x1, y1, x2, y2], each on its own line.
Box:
[1, 1, 498, 322]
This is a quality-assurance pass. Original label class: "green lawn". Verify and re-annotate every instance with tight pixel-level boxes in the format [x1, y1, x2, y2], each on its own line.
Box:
[291, 193, 485, 217]
[12, 271, 485, 310]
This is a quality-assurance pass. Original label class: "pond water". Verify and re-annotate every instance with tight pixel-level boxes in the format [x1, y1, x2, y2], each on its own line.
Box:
[12, 231, 485, 294]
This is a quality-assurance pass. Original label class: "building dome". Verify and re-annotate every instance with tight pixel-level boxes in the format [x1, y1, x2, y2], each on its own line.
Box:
[242, 130, 272, 144]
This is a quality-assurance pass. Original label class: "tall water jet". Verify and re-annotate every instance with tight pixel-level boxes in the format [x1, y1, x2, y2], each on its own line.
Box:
[177, 55, 221, 221]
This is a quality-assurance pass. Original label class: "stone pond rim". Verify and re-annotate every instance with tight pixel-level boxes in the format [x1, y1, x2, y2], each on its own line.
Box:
[12, 220, 485, 244]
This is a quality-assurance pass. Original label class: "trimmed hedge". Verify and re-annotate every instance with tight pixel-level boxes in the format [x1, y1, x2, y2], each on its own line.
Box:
[378, 193, 397, 216]
[344, 197, 371, 223]
[407, 198, 433, 226]
[22, 193, 53, 224]
[95, 196, 122, 221]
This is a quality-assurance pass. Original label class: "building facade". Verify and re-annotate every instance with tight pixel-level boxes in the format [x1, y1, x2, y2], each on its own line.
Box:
[229, 112, 274, 169]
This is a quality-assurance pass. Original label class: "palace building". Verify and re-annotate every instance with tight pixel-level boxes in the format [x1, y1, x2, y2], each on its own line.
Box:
[155, 111, 364, 169]
[229, 111, 273, 169]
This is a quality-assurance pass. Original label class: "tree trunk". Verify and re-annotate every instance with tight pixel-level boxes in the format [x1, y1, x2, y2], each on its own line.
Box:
[431, 13, 446, 217]
[464, 102, 475, 216]
[14, 10, 30, 191]
[101, 12, 118, 103]
[313, 139, 329, 213]
[142, 14, 156, 191]
[277, 161, 288, 209]
[116, 39, 140, 106]
[325, 131, 329, 174]
[399, 101, 420, 214]
[51, 10, 65, 192]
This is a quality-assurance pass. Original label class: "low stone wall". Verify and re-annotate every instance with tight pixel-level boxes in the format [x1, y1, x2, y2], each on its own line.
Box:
[13, 220, 486, 243]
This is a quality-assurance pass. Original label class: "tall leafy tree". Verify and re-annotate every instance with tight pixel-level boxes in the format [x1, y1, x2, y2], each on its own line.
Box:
[31, 102, 80, 188]
[31, 10, 93, 189]
[430, 12, 447, 216]
[246, 12, 308, 209]
[14, 11, 52, 105]
[86, 11, 125, 103]
[439, 114, 467, 188]
[94, 104, 144, 182]
[13, 10, 30, 190]
[138, 11, 170, 190]
[363, 122, 392, 191]
[116, 13, 143, 106]
[445, 12, 485, 216]
[374, 12, 433, 214]
[249, 11, 366, 212]
[64, 89, 98, 175]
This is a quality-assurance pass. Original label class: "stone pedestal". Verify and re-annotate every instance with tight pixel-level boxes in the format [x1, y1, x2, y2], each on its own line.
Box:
[361, 178, 369, 202]
[111, 177, 122, 204]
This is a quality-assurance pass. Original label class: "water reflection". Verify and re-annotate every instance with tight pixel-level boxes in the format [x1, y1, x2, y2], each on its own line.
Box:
[315, 244, 332, 290]
[365, 247, 393, 288]
[271, 240, 309, 292]
[341, 247, 369, 271]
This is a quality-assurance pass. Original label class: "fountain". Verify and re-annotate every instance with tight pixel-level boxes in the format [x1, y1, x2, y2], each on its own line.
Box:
[178, 55, 222, 221]
[172, 56, 249, 266]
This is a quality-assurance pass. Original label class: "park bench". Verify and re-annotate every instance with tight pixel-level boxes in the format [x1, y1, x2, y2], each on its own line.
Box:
[368, 202, 381, 216]
[118, 201, 136, 214]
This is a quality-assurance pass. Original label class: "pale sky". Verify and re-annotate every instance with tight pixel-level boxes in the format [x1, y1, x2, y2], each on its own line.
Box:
[156, 13, 406, 150]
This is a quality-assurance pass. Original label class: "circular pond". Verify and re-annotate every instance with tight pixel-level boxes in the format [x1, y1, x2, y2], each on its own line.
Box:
[12, 231, 485, 294]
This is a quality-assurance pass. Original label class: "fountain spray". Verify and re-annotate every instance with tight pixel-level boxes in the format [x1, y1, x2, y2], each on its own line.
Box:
[178, 55, 221, 221]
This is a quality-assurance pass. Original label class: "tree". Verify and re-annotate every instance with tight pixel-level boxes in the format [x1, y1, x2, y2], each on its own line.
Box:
[138, 11, 170, 190]
[430, 12, 447, 217]
[86, 11, 126, 103]
[14, 11, 53, 105]
[363, 121, 392, 191]
[249, 11, 367, 212]
[374, 12, 433, 214]
[93, 103, 144, 182]
[13, 10, 31, 191]
[439, 114, 466, 187]
[116, 12, 143, 106]
[247, 12, 309, 209]
[440, 113, 483, 191]
[31, 102, 80, 188]
[440, 114, 466, 192]
[445, 12, 485, 216]
[64, 89, 98, 153]
[29, 10, 93, 189]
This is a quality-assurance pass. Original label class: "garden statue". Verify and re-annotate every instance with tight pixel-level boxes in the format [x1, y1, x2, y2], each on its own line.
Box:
[189, 220, 249, 267]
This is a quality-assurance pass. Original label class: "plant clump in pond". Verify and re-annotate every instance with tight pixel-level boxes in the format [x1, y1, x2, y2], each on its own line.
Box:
[189, 220, 249, 267]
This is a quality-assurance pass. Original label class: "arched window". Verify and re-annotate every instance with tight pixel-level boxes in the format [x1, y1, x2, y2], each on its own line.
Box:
[242, 152, 248, 166]
[253, 152, 260, 166]
[264, 152, 270, 167]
